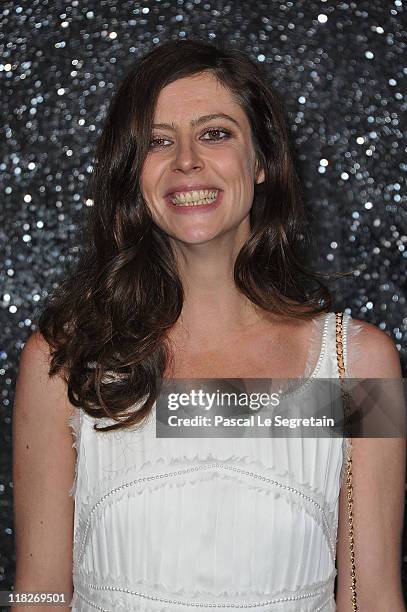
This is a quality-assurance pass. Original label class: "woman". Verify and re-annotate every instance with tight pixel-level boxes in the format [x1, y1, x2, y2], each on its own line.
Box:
[12, 39, 405, 611]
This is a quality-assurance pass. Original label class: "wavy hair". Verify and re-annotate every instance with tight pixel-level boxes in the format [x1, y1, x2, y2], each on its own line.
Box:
[37, 38, 332, 432]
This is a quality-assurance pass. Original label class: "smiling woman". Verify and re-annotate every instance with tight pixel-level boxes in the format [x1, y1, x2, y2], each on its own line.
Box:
[140, 73, 264, 244]
[12, 39, 405, 612]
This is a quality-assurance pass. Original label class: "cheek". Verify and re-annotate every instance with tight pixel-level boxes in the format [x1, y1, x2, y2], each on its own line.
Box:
[213, 154, 244, 183]
[218, 147, 256, 179]
[139, 162, 157, 202]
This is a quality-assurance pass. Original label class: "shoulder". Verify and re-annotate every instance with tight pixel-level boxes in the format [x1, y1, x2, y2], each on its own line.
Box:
[19, 331, 58, 386]
[345, 316, 402, 378]
[21, 328, 63, 359]
[20, 330, 52, 361]
[16, 330, 74, 422]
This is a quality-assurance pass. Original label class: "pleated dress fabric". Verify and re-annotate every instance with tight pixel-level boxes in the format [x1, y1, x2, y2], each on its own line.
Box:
[69, 311, 351, 612]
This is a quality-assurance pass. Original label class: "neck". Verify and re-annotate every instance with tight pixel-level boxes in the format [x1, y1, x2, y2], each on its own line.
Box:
[170, 236, 266, 338]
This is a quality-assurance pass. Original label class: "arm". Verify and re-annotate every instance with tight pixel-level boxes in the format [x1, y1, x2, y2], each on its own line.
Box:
[336, 320, 406, 611]
[12, 331, 77, 610]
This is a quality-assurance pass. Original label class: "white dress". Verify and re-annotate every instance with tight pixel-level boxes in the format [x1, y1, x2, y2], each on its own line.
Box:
[68, 311, 355, 612]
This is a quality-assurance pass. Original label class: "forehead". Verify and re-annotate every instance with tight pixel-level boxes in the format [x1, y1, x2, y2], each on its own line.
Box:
[153, 72, 248, 125]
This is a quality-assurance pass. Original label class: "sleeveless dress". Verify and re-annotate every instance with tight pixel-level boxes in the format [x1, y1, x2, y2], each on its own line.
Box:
[68, 311, 353, 612]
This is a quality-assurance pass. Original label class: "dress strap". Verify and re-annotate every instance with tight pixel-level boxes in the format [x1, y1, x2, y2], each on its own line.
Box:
[341, 312, 351, 374]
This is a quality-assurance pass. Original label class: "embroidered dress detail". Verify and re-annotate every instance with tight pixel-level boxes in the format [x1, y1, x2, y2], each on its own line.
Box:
[69, 312, 351, 611]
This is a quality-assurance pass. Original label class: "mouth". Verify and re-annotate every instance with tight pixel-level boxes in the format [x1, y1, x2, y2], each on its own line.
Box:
[167, 189, 220, 207]
[165, 188, 225, 212]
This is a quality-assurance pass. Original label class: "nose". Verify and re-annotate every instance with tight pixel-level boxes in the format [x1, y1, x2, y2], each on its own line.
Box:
[170, 136, 203, 173]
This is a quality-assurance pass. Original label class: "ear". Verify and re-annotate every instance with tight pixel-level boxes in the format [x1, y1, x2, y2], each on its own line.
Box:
[255, 160, 265, 185]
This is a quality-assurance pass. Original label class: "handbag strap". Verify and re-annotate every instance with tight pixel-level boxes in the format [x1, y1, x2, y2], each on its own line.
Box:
[335, 312, 358, 611]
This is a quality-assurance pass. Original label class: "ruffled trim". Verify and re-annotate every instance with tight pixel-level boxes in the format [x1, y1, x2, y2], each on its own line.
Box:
[73, 567, 336, 610]
[68, 408, 82, 498]
[302, 312, 330, 379]
[77, 404, 343, 506]
[71, 589, 335, 612]
[277, 312, 331, 399]
[343, 314, 364, 378]
[73, 437, 341, 517]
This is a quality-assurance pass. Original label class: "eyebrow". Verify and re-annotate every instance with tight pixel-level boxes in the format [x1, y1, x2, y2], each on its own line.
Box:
[152, 113, 241, 130]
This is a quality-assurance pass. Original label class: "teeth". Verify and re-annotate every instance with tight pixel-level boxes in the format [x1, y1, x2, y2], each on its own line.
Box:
[175, 199, 215, 207]
[171, 189, 219, 206]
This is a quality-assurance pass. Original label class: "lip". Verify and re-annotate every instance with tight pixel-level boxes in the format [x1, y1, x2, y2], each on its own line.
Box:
[164, 184, 222, 197]
[164, 189, 224, 214]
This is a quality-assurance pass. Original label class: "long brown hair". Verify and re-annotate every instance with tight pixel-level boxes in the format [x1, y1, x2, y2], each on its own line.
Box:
[37, 38, 332, 432]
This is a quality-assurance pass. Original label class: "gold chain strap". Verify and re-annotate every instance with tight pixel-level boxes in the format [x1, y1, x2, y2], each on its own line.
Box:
[335, 312, 357, 611]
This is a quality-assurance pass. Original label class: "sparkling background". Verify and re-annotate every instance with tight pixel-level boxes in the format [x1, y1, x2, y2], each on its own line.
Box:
[0, 0, 406, 595]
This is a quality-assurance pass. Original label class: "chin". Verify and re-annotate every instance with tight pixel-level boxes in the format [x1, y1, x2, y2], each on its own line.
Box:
[169, 227, 220, 245]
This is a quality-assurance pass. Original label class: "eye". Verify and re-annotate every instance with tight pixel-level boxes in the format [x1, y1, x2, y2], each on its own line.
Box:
[148, 127, 232, 150]
[201, 128, 231, 141]
[149, 136, 172, 150]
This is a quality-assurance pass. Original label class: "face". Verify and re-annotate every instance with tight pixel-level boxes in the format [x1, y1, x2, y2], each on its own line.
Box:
[139, 72, 265, 246]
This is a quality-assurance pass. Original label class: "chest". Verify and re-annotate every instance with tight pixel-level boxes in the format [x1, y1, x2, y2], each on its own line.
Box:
[164, 325, 313, 379]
